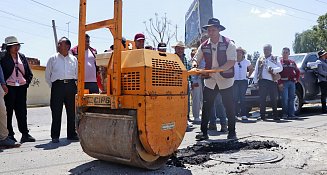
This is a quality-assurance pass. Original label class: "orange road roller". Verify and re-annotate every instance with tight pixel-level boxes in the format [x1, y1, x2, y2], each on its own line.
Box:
[75, 0, 188, 169]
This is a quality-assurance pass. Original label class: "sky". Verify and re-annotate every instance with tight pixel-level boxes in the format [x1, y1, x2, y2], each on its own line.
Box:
[0, 0, 326, 66]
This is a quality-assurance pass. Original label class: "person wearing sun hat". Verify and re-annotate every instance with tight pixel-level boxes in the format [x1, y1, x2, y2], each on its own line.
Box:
[234, 46, 253, 121]
[317, 50, 327, 113]
[0, 36, 35, 143]
[192, 18, 237, 140]
[171, 41, 194, 130]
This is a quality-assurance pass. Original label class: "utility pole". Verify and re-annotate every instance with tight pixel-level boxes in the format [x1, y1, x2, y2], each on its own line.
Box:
[52, 20, 58, 52]
[66, 21, 71, 38]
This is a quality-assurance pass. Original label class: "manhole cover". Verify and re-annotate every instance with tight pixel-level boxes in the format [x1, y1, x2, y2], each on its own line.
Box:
[211, 150, 284, 164]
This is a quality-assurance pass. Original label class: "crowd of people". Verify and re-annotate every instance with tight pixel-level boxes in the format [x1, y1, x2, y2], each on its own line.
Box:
[1, 17, 327, 147]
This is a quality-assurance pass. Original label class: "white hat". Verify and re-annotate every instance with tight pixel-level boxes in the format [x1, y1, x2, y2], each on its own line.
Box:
[236, 47, 246, 54]
[5, 36, 24, 46]
[171, 41, 186, 48]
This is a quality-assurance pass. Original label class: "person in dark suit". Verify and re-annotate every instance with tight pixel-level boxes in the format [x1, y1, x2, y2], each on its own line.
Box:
[0, 36, 35, 143]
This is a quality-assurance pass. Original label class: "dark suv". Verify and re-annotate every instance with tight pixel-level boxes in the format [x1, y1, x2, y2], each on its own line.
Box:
[244, 52, 320, 115]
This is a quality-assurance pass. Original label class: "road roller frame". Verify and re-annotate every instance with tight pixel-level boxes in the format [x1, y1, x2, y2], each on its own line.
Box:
[76, 0, 188, 169]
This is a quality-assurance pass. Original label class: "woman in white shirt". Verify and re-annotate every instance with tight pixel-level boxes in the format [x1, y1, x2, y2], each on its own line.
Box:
[234, 47, 253, 120]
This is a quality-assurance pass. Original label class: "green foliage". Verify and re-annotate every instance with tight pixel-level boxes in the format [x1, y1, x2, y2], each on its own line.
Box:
[293, 13, 327, 53]
[248, 51, 260, 66]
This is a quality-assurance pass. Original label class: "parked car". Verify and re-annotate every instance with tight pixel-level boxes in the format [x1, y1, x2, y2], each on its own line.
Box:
[244, 52, 321, 115]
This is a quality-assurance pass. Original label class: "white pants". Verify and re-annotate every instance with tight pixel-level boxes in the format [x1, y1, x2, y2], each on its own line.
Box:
[0, 87, 8, 140]
[191, 82, 203, 119]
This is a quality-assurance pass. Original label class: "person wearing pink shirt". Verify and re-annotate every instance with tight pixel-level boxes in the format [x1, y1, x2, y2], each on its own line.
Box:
[71, 34, 99, 93]
[0, 36, 35, 143]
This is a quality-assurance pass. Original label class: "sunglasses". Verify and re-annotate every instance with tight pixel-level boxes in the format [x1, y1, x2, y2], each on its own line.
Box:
[238, 62, 242, 68]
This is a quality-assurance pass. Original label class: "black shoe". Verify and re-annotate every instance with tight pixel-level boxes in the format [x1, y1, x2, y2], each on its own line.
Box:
[220, 125, 228, 133]
[195, 133, 209, 141]
[227, 132, 237, 140]
[0, 137, 16, 146]
[51, 138, 59, 143]
[8, 135, 17, 142]
[273, 116, 280, 121]
[208, 124, 217, 131]
[67, 135, 79, 141]
[21, 134, 36, 143]
[288, 115, 299, 120]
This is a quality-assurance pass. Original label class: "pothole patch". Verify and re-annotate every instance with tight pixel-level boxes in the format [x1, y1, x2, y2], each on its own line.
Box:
[167, 140, 281, 167]
[211, 150, 284, 164]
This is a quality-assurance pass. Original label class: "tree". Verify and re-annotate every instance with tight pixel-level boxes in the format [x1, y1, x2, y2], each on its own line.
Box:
[143, 13, 177, 48]
[251, 51, 261, 66]
[293, 30, 319, 53]
[314, 13, 327, 49]
[293, 13, 327, 53]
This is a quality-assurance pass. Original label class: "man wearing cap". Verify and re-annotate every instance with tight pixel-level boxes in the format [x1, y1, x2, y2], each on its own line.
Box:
[158, 42, 167, 52]
[234, 47, 253, 120]
[45, 37, 78, 143]
[134, 33, 145, 49]
[192, 18, 237, 140]
[71, 34, 99, 94]
[317, 50, 327, 113]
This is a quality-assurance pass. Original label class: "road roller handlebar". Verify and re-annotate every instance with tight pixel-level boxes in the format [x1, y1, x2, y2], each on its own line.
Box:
[187, 68, 225, 75]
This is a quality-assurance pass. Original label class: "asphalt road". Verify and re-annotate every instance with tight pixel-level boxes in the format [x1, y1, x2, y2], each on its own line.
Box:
[1, 105, 327, 175]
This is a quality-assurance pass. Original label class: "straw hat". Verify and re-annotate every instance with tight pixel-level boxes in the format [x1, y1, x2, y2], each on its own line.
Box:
[171, 41, 186, 48]
[236, 46, 246, 54]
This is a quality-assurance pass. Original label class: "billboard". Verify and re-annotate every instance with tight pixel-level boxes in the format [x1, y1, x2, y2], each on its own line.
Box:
[185, 0, 213, 47]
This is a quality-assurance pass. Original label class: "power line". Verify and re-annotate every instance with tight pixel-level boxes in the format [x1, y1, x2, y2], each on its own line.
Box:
[0, 9, 110, 43]
[27, 0, 111, 43]
[234, 0, 316, 22]
[315, 0, 327, 5]
[29, 0, 78, 20]
[0, 9, 52, 28]
[0, 24, 48, 39]
[263, 0, 320, 16]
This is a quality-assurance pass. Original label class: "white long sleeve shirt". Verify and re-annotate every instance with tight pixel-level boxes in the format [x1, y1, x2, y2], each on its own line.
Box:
[253, 55, 283, 83]
[45, 53, 78, 87]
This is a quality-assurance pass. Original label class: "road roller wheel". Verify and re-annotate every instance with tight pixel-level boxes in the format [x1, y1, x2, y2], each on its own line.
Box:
[76, 108, 170, 170]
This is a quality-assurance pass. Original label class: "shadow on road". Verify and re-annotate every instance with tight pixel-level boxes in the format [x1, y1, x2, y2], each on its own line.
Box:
[69, 160, 192, 175]
[35, 139, 73, 150]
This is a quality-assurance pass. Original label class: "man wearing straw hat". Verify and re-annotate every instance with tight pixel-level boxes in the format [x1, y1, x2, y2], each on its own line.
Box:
[172, 41, 193, 130]
[192, 18, 237, 140]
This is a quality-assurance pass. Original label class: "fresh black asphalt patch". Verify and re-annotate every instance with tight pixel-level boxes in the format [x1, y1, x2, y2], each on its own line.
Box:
[167, 140, 280, 167]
